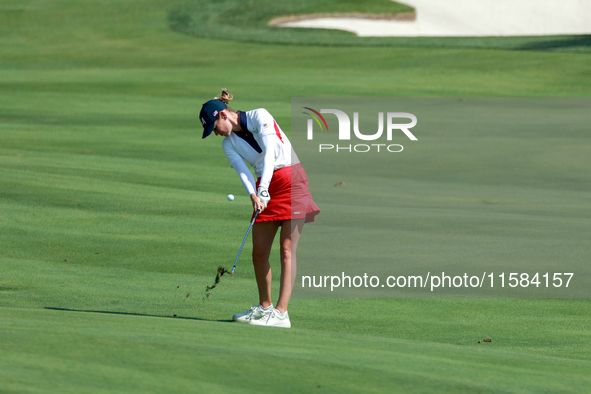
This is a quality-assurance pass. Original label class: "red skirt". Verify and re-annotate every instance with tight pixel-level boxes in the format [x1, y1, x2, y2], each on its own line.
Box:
[253, 163, 320, 223]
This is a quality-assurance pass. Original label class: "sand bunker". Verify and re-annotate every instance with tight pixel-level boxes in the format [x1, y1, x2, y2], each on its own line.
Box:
[276, 0, 591, 37]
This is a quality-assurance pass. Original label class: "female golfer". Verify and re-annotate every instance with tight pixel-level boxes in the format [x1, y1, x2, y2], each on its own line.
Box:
[200, 89, 320, 328]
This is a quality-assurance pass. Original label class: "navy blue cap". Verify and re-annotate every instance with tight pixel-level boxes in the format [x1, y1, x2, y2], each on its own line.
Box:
[200, 99, 227, 139]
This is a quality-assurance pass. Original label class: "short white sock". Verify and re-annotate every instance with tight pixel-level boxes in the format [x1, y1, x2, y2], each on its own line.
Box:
[262, 304, 273, 311]
[274, 309, 286, 318]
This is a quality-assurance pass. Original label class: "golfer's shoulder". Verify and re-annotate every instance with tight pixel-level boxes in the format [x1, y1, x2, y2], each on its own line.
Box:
[247, 108, 275, 135]
[248, 108, 273, 119]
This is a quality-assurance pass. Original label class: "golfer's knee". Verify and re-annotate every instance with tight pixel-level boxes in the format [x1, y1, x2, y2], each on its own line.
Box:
[280, 245, 292, 263]
[252, 249, 269, 265]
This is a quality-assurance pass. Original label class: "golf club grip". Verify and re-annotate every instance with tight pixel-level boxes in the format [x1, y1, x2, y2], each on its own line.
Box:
[231, 210, 260, 273]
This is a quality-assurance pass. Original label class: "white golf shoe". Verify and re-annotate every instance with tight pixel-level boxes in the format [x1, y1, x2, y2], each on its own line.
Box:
[232, 304, 272, 323]
[249, 309, 291, 328]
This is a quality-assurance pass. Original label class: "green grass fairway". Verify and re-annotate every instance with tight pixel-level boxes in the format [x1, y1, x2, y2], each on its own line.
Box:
[1, 0, 591, 392]
[2, 307, 590, 393]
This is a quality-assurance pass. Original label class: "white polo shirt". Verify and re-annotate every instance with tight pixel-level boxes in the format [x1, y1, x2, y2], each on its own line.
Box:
[222, 108, 299, 194]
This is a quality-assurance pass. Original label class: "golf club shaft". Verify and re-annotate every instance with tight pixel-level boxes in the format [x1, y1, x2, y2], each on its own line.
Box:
[231, 210, 260, 274]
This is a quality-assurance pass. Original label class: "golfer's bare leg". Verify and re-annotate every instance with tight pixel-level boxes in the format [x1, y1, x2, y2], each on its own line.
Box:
[276, 219, 305, 313]
[252, 221, 280, 308]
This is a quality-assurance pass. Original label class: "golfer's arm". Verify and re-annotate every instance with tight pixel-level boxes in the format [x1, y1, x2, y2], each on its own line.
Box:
[231, 159, 257, 195]
[258, 134, 275, 190]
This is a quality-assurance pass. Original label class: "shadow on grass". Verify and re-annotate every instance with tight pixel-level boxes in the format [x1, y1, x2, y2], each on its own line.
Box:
[44, 307, 234, 323]
[519, 35, 591, 51]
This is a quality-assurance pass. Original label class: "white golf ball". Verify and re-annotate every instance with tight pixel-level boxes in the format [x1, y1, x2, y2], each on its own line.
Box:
[227, 194, 234, 201]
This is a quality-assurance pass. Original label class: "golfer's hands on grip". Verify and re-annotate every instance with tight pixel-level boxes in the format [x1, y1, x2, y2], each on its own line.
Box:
[250, 193, 265, 213]
[251, 187, 270, 212]
[257, 187, 270, 206]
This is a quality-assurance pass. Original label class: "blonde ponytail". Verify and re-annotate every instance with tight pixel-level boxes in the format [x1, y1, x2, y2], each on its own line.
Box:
[215, 88, 233, 104]
[214, 88, 234, 113]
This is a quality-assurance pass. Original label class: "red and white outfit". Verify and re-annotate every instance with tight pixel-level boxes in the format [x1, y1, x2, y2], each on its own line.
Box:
[222, 108, 320, 223]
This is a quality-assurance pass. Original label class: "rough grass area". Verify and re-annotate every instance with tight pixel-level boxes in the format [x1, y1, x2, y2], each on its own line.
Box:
[168, 0, 591, 52]
[167, 0, 412, 46]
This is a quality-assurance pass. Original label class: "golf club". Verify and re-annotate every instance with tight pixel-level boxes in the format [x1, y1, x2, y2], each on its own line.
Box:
[231, 209, 260, 275]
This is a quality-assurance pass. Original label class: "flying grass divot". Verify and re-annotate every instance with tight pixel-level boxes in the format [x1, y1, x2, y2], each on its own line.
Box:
[203, 211, 259, 299]
[203, 266, 232, 299]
